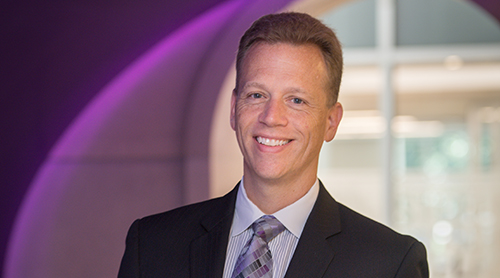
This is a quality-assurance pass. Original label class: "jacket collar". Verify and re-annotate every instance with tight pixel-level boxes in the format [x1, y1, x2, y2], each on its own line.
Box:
[188, 180, 342, 278]
[283, 181, 341, 278]
[189, 184, 239, 278]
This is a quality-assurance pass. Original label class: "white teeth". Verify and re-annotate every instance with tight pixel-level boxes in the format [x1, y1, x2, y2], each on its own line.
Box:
[256, 137, 290, 146]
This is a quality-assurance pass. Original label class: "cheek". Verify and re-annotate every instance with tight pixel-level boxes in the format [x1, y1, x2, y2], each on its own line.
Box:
[233, 111, 252, 134]
[308, 115, 329, 141]
[294, 111, 323, 131]
[236, 103, 260, 123]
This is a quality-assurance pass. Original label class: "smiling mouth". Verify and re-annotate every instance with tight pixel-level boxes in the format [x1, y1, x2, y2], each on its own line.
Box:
[256, 136, 291, 147]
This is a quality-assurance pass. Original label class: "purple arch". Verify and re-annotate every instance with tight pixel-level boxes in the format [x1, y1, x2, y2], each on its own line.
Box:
[3, 0, 293, 277]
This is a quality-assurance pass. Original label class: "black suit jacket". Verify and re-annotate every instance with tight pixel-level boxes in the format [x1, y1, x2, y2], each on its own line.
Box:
[118, 182, 429, 277]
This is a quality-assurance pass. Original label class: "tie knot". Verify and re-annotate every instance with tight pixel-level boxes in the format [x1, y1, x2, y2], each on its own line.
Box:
[252, 215, 285, 243]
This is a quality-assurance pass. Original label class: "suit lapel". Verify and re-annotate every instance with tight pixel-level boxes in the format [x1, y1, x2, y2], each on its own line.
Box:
[189, 185, 239, 278]
[284, 182, 342, 278]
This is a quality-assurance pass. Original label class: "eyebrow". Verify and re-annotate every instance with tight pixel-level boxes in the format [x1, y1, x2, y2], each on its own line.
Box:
[241, 82, 266, 91]
[286, 87, 307, 95]
[242, 82, 307, 95]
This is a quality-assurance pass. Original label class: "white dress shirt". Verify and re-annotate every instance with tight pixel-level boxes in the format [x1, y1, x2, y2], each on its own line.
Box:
[222, 178, 319, 278]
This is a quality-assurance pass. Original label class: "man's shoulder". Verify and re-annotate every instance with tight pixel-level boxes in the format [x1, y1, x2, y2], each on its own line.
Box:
[336, 202, 420, 251]
[317, 183, 418, 247]
[138, 193, 232, 228]
[118, 191, 237, 277]
[131, 188, 237, 236]
[331, 202, 428, 276]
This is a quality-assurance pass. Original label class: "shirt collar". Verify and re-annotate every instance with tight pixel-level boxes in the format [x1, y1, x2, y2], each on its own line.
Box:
[231, 178, 319, 238]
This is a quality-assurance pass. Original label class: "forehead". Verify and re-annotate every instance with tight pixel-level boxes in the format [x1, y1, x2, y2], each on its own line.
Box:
[237, 42, 329, 91]
[242, 42, 325, 68]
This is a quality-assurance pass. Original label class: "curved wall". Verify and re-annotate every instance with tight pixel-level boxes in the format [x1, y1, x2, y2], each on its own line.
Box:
[4, 0, 292, 277]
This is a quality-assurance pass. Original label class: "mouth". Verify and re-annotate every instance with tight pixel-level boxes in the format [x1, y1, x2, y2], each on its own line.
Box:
[255, 136, 291, 147]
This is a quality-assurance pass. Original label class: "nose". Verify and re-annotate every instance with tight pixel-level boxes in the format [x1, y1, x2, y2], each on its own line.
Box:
[258, 99, 288, 126]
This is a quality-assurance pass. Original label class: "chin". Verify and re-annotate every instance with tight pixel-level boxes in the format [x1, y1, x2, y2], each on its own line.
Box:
[255, 168, 292, 183]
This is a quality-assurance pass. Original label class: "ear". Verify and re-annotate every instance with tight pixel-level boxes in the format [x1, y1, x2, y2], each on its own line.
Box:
[324, 102, 343, 142]
[230, 89, 237, 131]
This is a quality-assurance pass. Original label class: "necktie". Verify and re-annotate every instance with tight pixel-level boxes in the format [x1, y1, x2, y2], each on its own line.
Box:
[231, 215, 285, 278]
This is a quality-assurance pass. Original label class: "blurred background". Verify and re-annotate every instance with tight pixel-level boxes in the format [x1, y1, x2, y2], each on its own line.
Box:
[2, 0, 499, 277]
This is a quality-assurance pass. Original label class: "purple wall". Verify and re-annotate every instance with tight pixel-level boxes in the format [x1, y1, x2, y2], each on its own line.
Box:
[0, 1, 227, 275]
[1, 0, 293, 276]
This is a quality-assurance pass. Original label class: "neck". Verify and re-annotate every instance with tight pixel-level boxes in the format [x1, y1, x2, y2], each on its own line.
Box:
[242, 172, 317, 214]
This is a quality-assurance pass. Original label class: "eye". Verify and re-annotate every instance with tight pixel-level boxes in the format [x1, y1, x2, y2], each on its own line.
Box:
[291, 98, 303, 104]
[248, 93, 263, 99]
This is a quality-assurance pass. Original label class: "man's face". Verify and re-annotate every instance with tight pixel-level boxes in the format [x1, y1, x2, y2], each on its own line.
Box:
[231, 42, 343, 184]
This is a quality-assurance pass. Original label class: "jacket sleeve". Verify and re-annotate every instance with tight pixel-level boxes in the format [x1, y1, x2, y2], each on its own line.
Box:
[118, 219, 140, 278]
[394, 240, 429, 278]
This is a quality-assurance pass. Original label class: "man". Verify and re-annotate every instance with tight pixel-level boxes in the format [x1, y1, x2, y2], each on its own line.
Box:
[118, 12, 429, 277]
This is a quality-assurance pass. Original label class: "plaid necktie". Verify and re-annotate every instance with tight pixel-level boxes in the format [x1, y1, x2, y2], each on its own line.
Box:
[231, 215, 285, 278]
